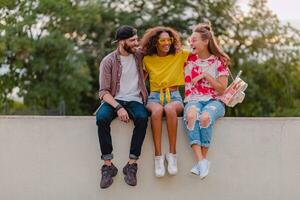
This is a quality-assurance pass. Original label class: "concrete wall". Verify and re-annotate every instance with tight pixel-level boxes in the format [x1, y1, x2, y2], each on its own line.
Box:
[0, 116, 300, 200]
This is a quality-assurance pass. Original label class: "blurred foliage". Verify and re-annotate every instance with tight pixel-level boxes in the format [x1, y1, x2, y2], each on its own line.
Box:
[0, 0, 300, 116]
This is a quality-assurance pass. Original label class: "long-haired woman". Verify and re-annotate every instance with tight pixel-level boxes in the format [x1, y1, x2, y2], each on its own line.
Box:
[184, 23, 230, 179]
[140, 27, 189, 177]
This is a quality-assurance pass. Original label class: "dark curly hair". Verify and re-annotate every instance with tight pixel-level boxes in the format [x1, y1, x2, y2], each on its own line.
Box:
[140, 26, 182, 56]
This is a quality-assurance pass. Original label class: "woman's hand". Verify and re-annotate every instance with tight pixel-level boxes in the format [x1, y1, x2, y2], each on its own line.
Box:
[203, 73, 228, 94]
[191, 73, 205, 84]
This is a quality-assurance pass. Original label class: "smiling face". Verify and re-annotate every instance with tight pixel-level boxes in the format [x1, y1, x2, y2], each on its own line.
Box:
[120, 35, 139, 54]
[156, 32, 174, 56]
[189, 32, 209, 55]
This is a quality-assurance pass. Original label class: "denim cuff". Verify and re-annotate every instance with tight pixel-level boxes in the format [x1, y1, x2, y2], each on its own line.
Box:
[129, 154, 139, 160]
[101, 153, 113, 160]
[190, 140, 202, 147]
[201, 142, 210, 148]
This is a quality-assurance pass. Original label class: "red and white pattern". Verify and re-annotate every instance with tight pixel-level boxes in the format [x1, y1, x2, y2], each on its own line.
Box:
[184, 54, 229, 102]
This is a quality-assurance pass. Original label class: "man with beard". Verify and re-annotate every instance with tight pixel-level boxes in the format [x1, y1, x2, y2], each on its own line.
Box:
[96, 25, 148, 189]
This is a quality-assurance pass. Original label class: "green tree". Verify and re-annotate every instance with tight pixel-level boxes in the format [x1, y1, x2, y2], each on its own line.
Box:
[1, 0, 300, 116]
[222, 0, 300, 116]
[0, 0, 111, 114]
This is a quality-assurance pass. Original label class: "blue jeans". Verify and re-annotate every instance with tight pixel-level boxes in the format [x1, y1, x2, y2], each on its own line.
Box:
[183, 100, 225, 147]
[96, 100, 148, 160]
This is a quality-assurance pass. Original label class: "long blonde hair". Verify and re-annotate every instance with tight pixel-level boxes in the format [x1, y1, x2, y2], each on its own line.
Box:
[193, 23, 230, 67]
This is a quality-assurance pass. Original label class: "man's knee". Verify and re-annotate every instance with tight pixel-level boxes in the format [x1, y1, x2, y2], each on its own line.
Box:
[134, 112, 148, 124]
[96, 112, 112, 126]
[96, 116, 107, 126]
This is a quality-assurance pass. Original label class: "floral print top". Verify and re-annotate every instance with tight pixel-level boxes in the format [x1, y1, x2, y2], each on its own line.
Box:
[184, 54, 229, 102]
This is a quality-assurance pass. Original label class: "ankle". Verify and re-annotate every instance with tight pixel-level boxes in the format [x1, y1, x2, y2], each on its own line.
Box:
[155, 152, 162, 156]
[155, 155, 164, 159]
[169, 150, 176, 154]
[128, 159, 137, 165]
[104, 160, 112, 166]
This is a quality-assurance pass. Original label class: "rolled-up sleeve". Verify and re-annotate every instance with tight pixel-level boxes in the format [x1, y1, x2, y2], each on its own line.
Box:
[98, 58, 112, 100]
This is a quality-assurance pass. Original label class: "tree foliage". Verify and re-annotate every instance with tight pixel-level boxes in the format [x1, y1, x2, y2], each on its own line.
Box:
[1, 0, 300, 116]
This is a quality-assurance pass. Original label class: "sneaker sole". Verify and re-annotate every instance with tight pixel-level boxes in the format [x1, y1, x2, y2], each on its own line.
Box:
[190, 168, 200, 176]
[168, 168, 178, 175]
[200, 162, 210, 180]
[124, 177, 137, 186]
[100, 179, 113, 189]
[155, 172, 165, 177]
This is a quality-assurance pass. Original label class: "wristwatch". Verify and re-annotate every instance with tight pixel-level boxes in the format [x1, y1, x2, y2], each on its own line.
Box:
[115, 103, 123, 111]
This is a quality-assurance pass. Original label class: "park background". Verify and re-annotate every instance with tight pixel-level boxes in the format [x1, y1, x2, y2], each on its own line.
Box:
[1, 0, 300, 117]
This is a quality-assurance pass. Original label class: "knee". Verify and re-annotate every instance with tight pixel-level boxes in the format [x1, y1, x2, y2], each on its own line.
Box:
[150, 107, 163, 120]
[164, 105, 177, 116]
[96, 114, 110, 126]
[187, 111, 197, 122]
[186, 107, 197, 123]
[135, 112, 149, 124]
[200, 112, 211, 128]
[185, 107, 198, 130]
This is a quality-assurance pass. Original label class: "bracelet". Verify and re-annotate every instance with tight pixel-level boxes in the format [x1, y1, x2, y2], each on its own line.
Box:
[115, 104, 123, 112]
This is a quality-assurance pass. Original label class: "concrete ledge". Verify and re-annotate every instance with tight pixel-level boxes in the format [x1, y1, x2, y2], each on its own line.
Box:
[0, 116, 300, 200]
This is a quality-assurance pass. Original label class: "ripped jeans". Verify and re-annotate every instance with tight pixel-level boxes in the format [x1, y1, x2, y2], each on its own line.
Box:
[183, 100, 225, 147]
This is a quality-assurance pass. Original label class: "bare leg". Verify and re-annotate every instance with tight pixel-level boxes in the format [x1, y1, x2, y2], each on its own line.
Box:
[164, 102, 183, 154]
[104, 160, 112, 166]
[201, 147, 209, 159]
[192, 144, 204, 161]
[128, 159, 137, 164]
[147, 103, 164, 156]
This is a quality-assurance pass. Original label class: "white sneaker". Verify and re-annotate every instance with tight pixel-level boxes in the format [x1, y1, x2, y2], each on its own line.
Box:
[199, 159, 210, 179]
[154, 155, 165, 177]
[190, 164, 200, 175]
[166, 153, 178, 175]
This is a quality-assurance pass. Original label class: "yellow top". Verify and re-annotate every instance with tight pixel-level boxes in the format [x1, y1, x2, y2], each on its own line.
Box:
[143, 50, 189, 104]
[143, 50, 189, 91]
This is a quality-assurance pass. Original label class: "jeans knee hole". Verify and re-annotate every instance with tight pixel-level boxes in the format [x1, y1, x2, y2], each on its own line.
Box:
[199, 114, 211, 128]
[187, 119, 196, 131]
[186, 106, 198, 131]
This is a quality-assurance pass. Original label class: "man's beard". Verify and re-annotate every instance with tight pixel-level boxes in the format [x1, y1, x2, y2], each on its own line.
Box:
[123, 43, 137, 54]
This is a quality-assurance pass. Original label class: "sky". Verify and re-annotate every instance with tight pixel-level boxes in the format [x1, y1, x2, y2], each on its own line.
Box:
[238, 0, 300, 20]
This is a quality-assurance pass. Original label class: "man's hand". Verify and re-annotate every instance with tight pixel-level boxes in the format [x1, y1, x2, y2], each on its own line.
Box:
[117, 107, 130, 123]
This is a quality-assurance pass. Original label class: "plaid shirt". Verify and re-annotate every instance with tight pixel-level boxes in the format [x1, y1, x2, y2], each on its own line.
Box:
[98, 49, 148, 104]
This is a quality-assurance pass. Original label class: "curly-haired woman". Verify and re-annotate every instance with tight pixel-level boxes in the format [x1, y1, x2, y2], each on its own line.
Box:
[140, 27, 189, 177]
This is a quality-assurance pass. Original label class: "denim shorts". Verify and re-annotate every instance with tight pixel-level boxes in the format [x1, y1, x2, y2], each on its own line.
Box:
[147, 90, 183, 106]
[183, 99, 225, 147]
